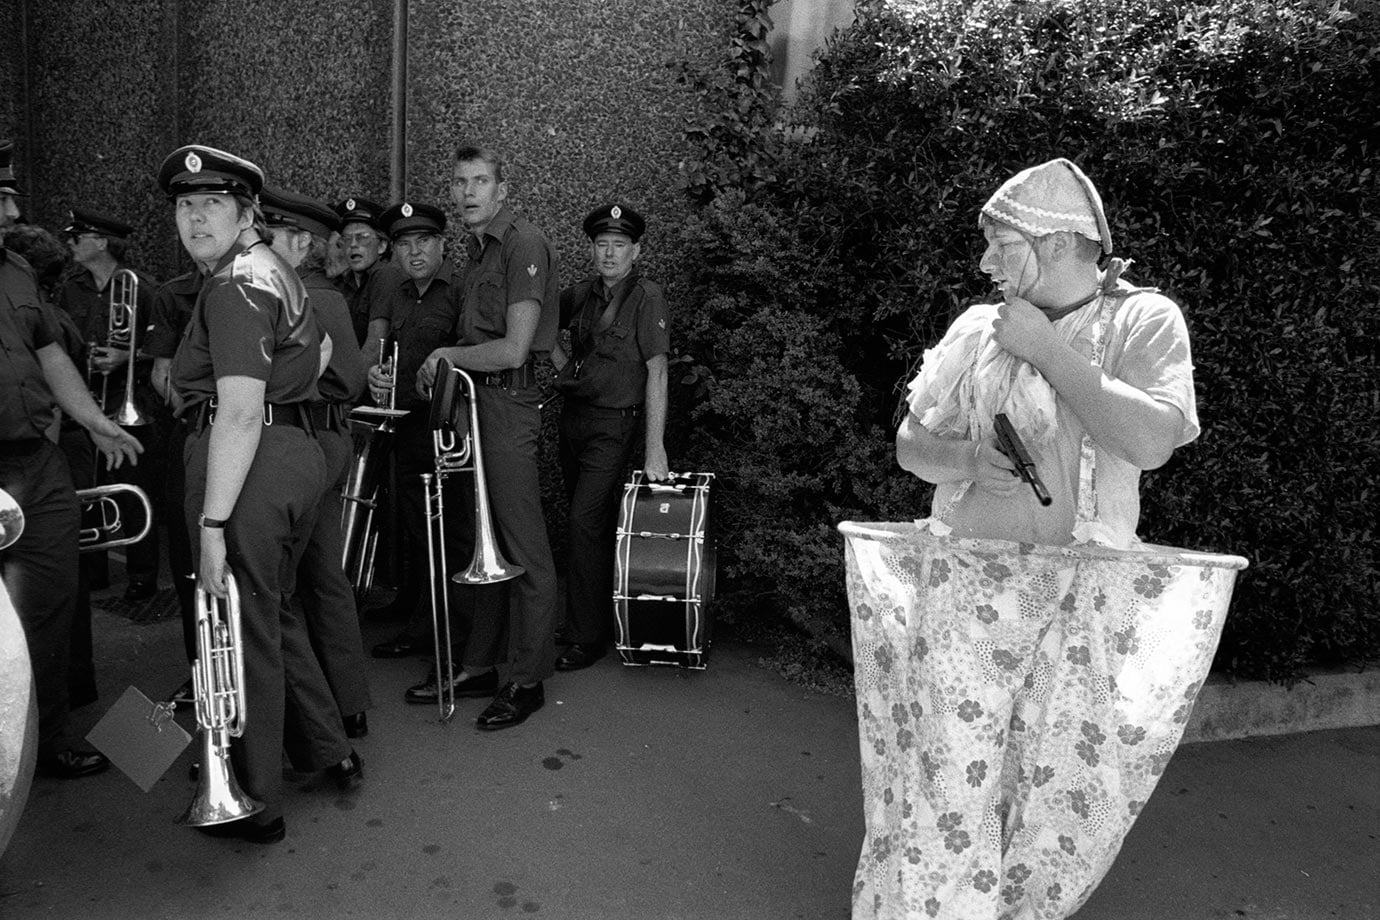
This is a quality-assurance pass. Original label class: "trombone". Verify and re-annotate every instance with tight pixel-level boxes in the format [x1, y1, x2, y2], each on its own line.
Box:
[76, 484, 153, 553]
[340, 338, 409, 594]
[423, 359, 524, 722]
[177, 571, 264, 827]
[91, 269, 152, 427]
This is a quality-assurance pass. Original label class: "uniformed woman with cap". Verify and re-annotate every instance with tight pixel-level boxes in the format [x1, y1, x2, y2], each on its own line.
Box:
[161, 145, 360, 844]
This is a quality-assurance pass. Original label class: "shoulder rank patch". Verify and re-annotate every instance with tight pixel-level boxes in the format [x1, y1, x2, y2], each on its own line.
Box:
[527, 263, 537, 277]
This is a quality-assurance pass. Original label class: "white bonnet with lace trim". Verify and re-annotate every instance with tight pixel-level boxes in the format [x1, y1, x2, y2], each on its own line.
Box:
[980, 157, 1113, 256]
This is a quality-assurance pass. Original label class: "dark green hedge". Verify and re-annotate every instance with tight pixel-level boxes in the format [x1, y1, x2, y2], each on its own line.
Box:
[671, 0, 1380, 680]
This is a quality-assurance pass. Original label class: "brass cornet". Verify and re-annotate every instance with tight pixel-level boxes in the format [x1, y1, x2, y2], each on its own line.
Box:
[93, 269, 151, 427]
[76, 483, 152, 553]
[423, 359, 524, 722]
[178, 571, 264, 827]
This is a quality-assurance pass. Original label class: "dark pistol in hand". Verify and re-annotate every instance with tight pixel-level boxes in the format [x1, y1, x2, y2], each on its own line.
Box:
[993, 413, 1053, 506]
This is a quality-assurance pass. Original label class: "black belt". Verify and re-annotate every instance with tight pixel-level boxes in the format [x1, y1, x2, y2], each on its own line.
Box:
[569, 402, 642, 419]
[0, 437, 46, 458]
[193, 401, 316, 436]
[309, 403, 348, 432]
[477, 361, 536, 390]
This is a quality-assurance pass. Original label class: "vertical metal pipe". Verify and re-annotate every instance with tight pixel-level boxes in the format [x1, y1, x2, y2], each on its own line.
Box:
[390, 0, 408, 202]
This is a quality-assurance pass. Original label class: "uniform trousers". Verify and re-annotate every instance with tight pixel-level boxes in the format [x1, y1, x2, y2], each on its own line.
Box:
[0, 440, 79, 757]
[57, 425, 97, 708]
[99, 416, 165, 590]
[290, 418, 371, 729]
[557, 402, 640, 646]
[457, 383, 557, 686]
[184, 422, 348, 819]
[164, 419, 196, 664]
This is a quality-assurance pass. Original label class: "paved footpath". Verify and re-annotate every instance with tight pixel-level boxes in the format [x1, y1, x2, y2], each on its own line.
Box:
[0, 605, 1375, 920]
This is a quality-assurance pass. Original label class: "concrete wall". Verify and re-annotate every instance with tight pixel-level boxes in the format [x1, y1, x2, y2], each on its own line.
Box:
[3, 0, 730, 284]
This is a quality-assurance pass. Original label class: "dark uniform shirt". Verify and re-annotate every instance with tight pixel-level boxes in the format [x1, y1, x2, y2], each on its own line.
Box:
[144, 269, 204, 360]
[0, 248, 60, 440]
[368, 258, 461, 409]
[458, 205, 558, 355]
[558, 273, 670, 409]
[333, 262, 385, 348]
[170, 240, 322, 409]
[302, 266, 367, 405]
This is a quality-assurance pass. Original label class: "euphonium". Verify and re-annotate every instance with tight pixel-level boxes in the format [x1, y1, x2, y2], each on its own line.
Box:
[101, 269, 152, 427]
[177, 571, 264, 826]
[422, 359, 524, 722]
[75, 483, 152, 553]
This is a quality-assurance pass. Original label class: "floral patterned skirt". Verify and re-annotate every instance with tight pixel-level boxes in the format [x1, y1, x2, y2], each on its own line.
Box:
[841, 522, 1246, 920]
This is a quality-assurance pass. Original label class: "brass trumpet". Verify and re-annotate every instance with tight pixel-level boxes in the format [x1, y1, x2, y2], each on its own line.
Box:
[75, 483, 152, 553]
[91, 269, 151, 426]
[178, 571, 264, 827]
[423, 359, 523, 721]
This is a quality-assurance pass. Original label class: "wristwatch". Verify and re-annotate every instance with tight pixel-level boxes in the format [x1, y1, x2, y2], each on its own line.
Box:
[198, 513, 227, 530]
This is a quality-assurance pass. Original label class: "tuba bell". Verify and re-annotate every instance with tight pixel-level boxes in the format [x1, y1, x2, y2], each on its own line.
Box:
[0, 487, 23, 551]
[177, 571, 264, 826]
[422, 359, 524, 721]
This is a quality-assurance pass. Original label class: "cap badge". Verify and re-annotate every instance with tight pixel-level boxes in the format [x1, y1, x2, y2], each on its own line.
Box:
[346, 198, 357, 210]
[185, 151, 202, 173]
[610, 206, 622, 219]
[401, 203, 414, 218]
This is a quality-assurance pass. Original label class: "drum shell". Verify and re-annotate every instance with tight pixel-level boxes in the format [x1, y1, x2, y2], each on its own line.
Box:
[614, 471, 715, 668]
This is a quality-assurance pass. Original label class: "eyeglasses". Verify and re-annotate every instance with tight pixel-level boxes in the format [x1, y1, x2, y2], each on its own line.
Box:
[64, 231, 102, 242]
[342, 232, 380, 245]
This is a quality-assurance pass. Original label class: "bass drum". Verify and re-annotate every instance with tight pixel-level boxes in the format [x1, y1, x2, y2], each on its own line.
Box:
[0, 578, 38, 858]
[613, 471, 716, 669]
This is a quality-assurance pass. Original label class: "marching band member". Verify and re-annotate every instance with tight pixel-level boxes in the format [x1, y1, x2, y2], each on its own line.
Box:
[162, 145, 359, 844]
[331, 196, 391, 348]
[2, 139, 143, 778]
[57, 208, 164, 603]
[362, 200, 463, 668]
[550, 204, 670, 671]
[415, 144, 559, 730]
[261, 184, 372, 742]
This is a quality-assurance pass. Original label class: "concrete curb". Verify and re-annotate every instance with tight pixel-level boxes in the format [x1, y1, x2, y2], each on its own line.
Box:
[1183, 667, 1380, 743]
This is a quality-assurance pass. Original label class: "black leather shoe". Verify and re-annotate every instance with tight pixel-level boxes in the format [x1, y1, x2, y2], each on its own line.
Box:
[325, 750, 364, 791]
[476, 682, 544, 731]
[371, 632, 432, 659]
[123, 580, 158, 602]
[37, 748, 110, 779]
[196, 816, 286, 845]
[555, 643, 604, 671]
[342, 712, 368, 738]
[404, 668, 498, 704]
